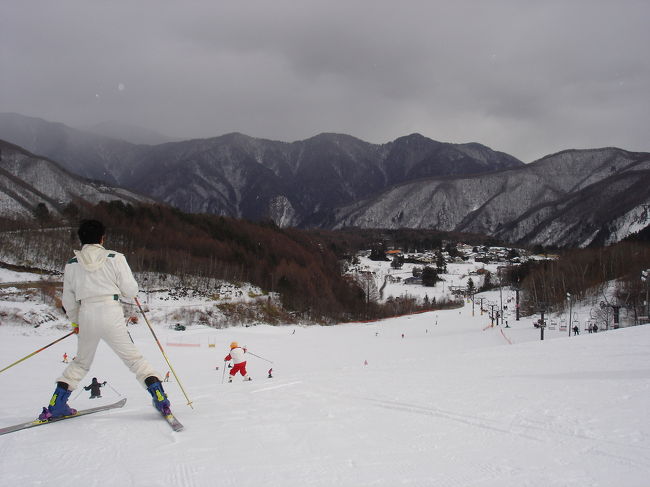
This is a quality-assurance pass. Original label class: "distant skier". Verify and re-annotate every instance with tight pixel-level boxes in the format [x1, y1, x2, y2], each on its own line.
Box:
[37, 220, 171, 421]
[62, 353, 69, 363]
[84, 377, 106, 399]
[572, 325, 580, 336]
[224, 342, 251, 382]
[268, 368, 273, 378]
[593, 324, 598, 333]
[164, 371, 170, 382]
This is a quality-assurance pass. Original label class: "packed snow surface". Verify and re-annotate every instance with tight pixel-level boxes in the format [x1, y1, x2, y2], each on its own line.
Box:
[1, 287, 649, 487]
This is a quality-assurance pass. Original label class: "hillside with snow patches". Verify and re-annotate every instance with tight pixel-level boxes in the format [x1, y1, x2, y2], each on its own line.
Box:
[331, 148, 650, 248]
[0, 140, 153, 220]
[1, 259, 649, 486]
[3, 113, 649, 247]
[0, 113, 523, 228]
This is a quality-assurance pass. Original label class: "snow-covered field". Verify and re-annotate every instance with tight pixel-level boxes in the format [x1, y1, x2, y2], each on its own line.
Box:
[354, 254, 500, 303]
[1, 279, 649, 486]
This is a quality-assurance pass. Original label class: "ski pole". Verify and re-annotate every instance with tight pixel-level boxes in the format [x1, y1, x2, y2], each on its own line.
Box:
[134, 297, 194, 409]
[0, 330, 76, 374]
[246, 351, 273, 364]
[105, 381, 122, 397]
[221, 361, 226, 384]
[124, 316, 134, 344]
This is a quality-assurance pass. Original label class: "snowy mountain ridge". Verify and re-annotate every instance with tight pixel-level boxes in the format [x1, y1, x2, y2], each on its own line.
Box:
[0, 113, 523, 225]
[0, 139, 154, 219]
[1, 113, 648, 247]
[329, 148, 650, 247]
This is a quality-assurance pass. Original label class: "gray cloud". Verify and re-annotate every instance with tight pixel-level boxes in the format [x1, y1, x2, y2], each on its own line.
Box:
[2, 0, 648, 162]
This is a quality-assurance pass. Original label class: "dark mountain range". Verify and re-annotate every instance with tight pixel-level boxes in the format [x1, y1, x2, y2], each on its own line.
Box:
[0, 113, 144, 185]
[0, 139, 153, 220]
[1, 112, 647, 248]
[0, 113, 523, 226]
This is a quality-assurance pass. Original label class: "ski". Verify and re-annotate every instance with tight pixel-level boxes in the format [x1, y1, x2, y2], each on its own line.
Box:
[162, 411, 184, 432]
[0, 398, 127, 436]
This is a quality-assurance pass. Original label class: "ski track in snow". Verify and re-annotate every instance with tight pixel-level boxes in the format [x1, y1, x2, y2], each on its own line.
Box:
[250, 380, 303, 393]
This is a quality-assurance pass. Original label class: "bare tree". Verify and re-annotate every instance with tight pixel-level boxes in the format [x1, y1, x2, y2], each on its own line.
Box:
[354, 271, 379, 306]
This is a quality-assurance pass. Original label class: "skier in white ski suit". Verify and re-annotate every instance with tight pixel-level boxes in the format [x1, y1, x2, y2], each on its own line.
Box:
[59, 242, 159, 389]
[225, 342, 251, 382]
[38, 220, 171, 420]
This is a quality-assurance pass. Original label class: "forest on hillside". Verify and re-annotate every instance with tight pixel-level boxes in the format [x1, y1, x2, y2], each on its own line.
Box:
[1, 202, 467, 322]
[502, 242, 650, 324]
[1, 201, 648, 325]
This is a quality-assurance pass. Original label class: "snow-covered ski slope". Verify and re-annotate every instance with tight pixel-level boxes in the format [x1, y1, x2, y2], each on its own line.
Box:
[1, 292, 649, 487]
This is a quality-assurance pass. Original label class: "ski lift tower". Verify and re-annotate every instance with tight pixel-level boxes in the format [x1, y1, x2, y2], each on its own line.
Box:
[538, 301, 548, 341]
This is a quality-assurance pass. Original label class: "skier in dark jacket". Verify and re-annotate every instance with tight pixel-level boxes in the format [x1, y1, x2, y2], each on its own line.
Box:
[84, 377, 106, 399]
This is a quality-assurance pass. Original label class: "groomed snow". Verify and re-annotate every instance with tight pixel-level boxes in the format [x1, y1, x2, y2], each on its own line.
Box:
[1, 289, 649, 487]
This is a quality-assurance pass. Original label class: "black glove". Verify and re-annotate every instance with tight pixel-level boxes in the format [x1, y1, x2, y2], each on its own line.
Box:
[103, 381, 107, 385]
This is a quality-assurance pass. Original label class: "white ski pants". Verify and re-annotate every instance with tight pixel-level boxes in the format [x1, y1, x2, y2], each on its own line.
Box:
[58, 298, 159, 390]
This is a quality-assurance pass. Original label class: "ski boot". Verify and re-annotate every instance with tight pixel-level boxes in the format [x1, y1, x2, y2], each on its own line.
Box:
[39, 382, 77, 420]
[145, 376, 171, 415]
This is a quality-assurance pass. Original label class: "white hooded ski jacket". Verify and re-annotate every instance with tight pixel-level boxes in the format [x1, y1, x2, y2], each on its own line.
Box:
[225, 347, 247, 364]
[62, 244, 138, 323]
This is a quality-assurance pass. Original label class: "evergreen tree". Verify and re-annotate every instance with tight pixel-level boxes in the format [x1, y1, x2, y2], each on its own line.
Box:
[480, 271, 493, 291]
[421, 266, 440, 287]
[445, 243, 460, 258]
[34, 202, 50, 223]
[435, 251, 447, 273]
[467, 277, 475, 295]
[369, 244, 389, 261]
[391, 255, 404, 269]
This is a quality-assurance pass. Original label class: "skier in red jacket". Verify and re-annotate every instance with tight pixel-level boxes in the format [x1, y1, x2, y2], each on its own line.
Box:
[224, 342, 251, 382]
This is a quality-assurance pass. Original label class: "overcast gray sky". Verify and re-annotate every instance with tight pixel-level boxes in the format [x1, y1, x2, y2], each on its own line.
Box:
[2, 0, 649, 162]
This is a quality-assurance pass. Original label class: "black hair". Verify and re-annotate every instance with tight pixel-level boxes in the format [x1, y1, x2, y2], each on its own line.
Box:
[78, 220, 105, 245]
